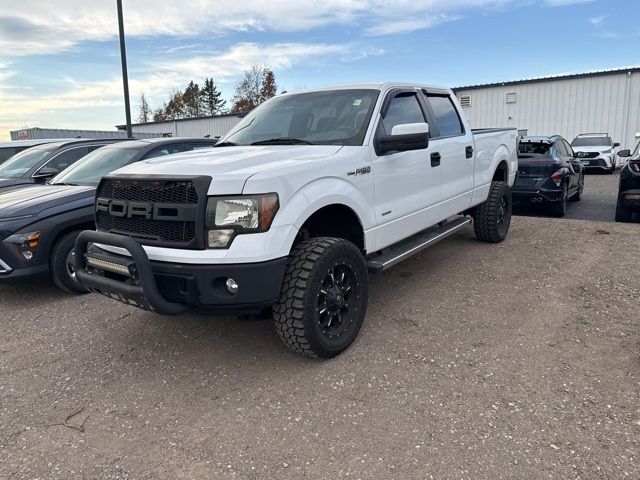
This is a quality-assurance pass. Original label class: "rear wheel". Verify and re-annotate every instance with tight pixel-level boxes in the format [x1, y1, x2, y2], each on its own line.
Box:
[615, 198, 633, 223]
[50, 231, 89, 294]
[550, 183, 568, 217]
[273, 238, 369, 358]
[472, 181, 512, 243]
[570, 175, 584, 201]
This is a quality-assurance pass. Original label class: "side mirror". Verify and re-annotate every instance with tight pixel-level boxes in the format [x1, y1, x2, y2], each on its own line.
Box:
[32, 166, 59, 182]
[617, 149, 631, 158]
[377, 123, 429, 155]
[613, 142, 621, 148]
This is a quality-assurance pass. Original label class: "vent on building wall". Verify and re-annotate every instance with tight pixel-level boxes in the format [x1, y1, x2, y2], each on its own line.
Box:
[459, 94, 471, 108]
[506, 92, 517, 104]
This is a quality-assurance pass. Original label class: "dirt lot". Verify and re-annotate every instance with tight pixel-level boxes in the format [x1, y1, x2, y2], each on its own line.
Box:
[1, 174, 639, 479]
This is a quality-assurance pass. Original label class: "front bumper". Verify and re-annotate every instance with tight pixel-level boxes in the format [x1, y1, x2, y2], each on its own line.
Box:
[580, 158, 612, 171]
[74, 231, 288, 315]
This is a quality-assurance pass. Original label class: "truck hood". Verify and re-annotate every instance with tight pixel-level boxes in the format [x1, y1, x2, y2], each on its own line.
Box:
[112, 145, 343, 195]
[0, 184, 96, 218]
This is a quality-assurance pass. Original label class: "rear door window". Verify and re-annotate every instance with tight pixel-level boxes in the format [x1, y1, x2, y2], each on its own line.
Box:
[425, 95, 464, 137]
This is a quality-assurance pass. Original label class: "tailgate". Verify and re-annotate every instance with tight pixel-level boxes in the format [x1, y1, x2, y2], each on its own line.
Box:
[515, 156, 557, 188]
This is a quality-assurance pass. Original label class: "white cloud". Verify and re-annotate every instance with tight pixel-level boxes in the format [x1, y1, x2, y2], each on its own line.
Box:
[0, 41, 381, 138]
[589, 15, 606, 25]
[0, 0, 524, 56]
[543, 0, 595, 6]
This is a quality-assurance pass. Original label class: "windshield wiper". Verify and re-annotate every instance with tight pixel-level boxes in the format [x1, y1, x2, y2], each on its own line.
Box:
[250, 137, 315, 146]
[50, 182, 79, 186]
[214, 141, 239, 147]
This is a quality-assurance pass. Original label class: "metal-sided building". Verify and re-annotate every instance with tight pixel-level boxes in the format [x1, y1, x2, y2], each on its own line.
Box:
[116, 113, 244, 139]
[10, 127, 160, 140]
[453, 67, 640, 149]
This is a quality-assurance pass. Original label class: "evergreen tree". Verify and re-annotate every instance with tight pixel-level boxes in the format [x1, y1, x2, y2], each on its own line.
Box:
[201, 78, 226, 115]
[182, 81, 202, 118]
[137, 91, 152, 123]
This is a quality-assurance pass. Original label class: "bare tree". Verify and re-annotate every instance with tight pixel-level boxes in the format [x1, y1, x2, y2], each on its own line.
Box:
[230, 66, 277, 113]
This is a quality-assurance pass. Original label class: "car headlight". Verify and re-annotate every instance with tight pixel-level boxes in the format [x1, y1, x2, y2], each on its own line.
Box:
[205, 194, 279, 248]
[602, 149, 612, 154]
[4, 231, 40, 260]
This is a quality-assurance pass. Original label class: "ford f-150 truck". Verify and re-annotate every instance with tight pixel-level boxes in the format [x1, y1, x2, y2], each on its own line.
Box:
[74, 83, 518, 358]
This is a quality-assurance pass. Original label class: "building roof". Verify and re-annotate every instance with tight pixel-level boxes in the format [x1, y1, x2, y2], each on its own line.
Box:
[116, 112, 245, 129]
[453, 66, 640, 92]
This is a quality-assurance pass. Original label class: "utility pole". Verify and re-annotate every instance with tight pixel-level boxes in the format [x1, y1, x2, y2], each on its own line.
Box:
[117, 0, 133, 138]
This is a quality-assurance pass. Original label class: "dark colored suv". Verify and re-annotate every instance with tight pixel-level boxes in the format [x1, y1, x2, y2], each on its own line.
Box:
[0, 138, 125, 191]
[0, 138, 217, 292]
[512, 136, 584, 217]
[615, 142, 640, 222]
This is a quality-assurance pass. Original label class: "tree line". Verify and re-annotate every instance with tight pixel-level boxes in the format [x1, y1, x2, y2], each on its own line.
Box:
[137, 66, 278, 123]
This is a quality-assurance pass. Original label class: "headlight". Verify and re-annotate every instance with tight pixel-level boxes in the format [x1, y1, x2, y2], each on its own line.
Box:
[205, 194, 279, 248]
[4, 231, 40, 260]
[602, 149, 612, 154]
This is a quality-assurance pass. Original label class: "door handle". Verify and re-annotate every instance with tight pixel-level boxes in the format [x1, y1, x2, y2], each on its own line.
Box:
[430, 152, 441, 167]
[465, 146, 473, 158]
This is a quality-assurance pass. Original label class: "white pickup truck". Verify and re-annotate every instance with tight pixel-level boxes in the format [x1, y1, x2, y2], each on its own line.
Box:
[74, 83, 518, 358]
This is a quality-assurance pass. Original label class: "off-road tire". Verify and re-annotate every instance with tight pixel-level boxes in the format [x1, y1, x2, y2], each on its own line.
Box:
[50, 231, 88, 294]
[472, 181, 512, 243]
[273, 237, 368, 359]
[615, 198, 633, 223]
[549, 183, 568, 217]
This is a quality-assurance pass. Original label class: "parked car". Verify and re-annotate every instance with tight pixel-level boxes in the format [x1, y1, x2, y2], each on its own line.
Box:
[615, 142, 640, 222]
[0, 138, 217, 292]
[571, 133, 619, 174]
[0, 138, 126, 191]
[513, 136, 584, 217]
[73, 82, 518, 358]
[0, 139, 72, 165]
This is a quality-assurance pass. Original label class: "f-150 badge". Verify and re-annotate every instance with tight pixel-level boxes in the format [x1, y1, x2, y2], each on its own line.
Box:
[347, 166, 371, 176]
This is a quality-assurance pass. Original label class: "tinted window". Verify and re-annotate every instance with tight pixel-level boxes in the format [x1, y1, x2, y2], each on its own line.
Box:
[0, 144, 57, 178]
[46, 147, 89, 172]
[519, 142, 551, 156]
[381, 94, 425, 135]
[563, 140, 575, 157]
[0, 147, 21, 163]
[143, 144, 184, 159]
[186, 143, 214, 151]
[571, 136, 612, 147]
[51, 145, 144, 186]
[427, 95, 463, 137]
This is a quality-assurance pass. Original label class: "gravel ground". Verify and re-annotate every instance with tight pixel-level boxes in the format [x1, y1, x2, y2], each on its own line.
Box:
[1, 213, 639, 479]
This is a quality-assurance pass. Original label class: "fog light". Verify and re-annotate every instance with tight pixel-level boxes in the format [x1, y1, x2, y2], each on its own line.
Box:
[208, 229, 235, 248]
[225, 278, 239, 295]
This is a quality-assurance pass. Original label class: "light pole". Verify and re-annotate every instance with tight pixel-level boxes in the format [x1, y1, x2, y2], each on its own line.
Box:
[117, 0, 132, 138]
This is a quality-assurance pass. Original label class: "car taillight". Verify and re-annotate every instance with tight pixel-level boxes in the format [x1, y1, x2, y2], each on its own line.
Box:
[550, 170, 564, 187]
[630, 159, 640, 172]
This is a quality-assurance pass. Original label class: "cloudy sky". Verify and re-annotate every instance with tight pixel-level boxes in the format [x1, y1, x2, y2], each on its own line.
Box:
[0, 0, 638, 140]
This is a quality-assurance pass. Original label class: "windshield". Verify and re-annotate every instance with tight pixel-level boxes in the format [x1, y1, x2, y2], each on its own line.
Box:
[220, 89, 379, 146]
[0, 145, 57, 178]
[571, 136, 612, 147]
[51, 145, 142, 186]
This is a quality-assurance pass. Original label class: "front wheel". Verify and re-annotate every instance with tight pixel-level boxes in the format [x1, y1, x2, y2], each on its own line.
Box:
[273, 238, 369, 358]
[472, 181, 512, 243]
[50, 231, 89, 294]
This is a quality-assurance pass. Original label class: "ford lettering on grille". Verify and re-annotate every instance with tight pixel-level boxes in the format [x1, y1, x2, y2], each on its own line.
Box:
[96, 198, 197, 221]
